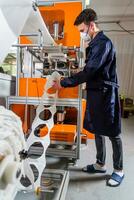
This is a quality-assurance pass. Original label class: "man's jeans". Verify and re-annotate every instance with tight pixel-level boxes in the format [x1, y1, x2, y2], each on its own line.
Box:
[95, 134, 123, 170]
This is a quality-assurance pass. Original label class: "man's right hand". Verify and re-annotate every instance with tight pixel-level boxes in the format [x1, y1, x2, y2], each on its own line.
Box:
[52, 80, 62, 90]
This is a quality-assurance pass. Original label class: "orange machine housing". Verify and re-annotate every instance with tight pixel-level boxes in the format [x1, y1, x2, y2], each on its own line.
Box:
[39, 2, 82, 46]
[19, 36, 32, 44]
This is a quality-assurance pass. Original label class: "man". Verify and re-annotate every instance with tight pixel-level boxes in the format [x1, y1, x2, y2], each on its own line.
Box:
[53, 8, 124, 187]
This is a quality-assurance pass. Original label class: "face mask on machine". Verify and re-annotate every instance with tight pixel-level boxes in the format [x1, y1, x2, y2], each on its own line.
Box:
[80, 32, 91, 42]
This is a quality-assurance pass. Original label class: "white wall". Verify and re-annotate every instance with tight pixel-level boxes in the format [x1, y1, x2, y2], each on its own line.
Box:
[90, 0, 134, 99]
[107, 33, 134, 99]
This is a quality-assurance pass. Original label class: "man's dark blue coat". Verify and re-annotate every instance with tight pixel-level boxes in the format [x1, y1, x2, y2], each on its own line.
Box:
[60, 31, 121, 137]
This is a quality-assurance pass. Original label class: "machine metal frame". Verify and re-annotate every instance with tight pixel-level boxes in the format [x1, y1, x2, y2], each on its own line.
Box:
[8, 12, 85, 160]
[5, 1, 87, 199]
[7, 95, 82, 159]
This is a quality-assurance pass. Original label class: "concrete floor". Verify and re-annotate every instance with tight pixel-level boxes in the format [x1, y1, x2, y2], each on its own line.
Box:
[66, 116, 134, 200]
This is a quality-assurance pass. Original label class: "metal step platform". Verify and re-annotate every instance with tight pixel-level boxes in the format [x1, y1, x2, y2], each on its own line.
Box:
[15, 169, 69, 200]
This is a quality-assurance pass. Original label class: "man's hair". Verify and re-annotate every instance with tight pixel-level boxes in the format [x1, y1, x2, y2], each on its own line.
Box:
[74, 8, 97, 26]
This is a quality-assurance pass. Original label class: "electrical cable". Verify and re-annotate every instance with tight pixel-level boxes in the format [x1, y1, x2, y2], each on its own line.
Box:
[98, 21, 134, 34]
[116, 22, 134, 35]
[103, 29, 134, 33]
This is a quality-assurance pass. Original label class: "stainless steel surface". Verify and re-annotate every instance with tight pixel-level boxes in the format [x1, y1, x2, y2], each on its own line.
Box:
[46, 148, 77, 158]
[53, 22, 59, 40]
[15, 169, 69, 200]
[41, 169, 69, 200]
[13, 44, 44, 47]
[7, 96, 80, 108]
[16, 38, 21, 96]
[76, 85, 82, 159]
[20, 33, 40, 37]
[37, 0, 84, 3]
[0, 73, 16, 97]
[0, 73, 12, 81]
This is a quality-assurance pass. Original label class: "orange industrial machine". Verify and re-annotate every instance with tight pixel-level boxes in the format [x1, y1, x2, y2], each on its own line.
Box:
[11, 1, 94, 147]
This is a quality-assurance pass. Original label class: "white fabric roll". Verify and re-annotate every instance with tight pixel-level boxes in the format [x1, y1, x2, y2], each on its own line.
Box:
[0, 155, 14, 178]
[3, 162, 21, 184]
[0, 140, 13, 157]
[0, 106, 27, 199]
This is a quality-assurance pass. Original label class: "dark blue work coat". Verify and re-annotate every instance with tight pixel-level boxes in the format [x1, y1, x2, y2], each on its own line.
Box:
[60, 31, 121, 137]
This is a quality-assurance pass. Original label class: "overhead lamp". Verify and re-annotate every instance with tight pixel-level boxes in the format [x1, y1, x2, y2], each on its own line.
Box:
[86, 0, 90, 6]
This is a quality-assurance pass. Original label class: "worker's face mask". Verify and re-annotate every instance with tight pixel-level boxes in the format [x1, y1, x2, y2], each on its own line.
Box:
[80, 24, 91, 42]
[80, 32, 91, 42]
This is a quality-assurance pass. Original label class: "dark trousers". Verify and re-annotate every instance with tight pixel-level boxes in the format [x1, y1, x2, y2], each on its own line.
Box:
[95, 134, 123, 170]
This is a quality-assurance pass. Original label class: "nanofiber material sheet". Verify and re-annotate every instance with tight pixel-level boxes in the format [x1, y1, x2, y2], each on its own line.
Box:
[0, 0, 32, 64]
[0, 0, 55, 64]
[24, 71, 61, 189]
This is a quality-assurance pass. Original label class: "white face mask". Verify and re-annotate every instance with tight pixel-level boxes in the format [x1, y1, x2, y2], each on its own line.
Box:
[80, 32, 91, 42]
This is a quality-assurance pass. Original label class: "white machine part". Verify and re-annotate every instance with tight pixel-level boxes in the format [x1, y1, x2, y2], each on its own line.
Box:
[0, 0, 55, 64]
[22, 71, 61, 190]
[0, 71, 61, 199]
